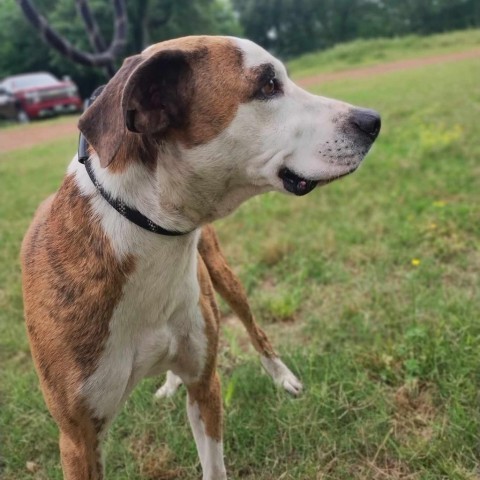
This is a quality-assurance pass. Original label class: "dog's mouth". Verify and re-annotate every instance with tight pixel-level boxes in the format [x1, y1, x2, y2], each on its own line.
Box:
[278, 167, 357, 196]
[278, 168, 318, 196]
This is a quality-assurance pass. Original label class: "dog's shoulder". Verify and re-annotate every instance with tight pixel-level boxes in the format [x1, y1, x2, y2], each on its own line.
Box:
[21, 174, 136, 382]
[21, 192, 55, 265]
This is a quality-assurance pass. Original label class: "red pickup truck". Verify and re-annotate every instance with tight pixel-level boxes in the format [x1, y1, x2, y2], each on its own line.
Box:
[0, 72, 82, 122]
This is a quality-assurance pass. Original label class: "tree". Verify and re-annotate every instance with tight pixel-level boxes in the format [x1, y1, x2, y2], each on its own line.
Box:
[0, 0, 241, 96]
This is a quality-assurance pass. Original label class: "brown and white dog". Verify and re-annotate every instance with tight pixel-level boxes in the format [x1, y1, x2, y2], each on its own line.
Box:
[21, 36, 380, 479]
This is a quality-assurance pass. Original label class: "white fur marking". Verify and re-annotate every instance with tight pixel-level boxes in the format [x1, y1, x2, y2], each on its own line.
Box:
[155, 371, 183, 399]
[71, 159, 207, 419]
[187, 401, 227, 480]
[81, 246, 207, 419]
[261, 356, 303, 396]
[232, 37, 278, 70]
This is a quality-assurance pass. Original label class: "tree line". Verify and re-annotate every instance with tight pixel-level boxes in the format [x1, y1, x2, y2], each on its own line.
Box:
[0, 0, 478, 96]
[234, 0, 480, 58]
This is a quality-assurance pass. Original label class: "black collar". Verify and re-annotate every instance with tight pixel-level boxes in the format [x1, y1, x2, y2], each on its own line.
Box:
[78, 86, 192, 237]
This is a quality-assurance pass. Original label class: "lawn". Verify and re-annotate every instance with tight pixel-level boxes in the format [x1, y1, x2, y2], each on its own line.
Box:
[288, 29, 480, 79]
[1, 36, 479, 479]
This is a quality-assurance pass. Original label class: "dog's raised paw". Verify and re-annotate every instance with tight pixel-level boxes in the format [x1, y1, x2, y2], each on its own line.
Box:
[281, 373, 303, 396]
[260, 356, 303, 396]
[154, 371, 183, 399]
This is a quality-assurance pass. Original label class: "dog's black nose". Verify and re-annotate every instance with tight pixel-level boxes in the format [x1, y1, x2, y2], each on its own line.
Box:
[350, 108, 381, 140]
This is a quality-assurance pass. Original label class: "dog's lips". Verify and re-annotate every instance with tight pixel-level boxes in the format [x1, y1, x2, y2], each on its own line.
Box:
[278, 167, 358, 196]
[278, 168, 318, 196]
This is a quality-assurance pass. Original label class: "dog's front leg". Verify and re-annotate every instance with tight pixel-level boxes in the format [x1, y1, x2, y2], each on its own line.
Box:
[180, 255, 227, 479]
[199, 225, 303, 396]
[58, 417, 106, 480]
[186, 373, 226, 480]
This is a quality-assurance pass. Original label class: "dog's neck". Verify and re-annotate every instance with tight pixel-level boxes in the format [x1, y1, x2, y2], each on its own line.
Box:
[70, 143, 267, 257]
[70, 153, 202, 258]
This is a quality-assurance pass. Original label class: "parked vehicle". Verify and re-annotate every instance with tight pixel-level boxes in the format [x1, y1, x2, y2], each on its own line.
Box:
[0, 87, 22, 122]
[0, 72, 82, 122]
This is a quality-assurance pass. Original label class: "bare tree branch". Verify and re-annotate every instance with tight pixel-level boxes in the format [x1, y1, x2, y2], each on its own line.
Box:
[75, 0, 115, 76]
[17, 0, 127, 69]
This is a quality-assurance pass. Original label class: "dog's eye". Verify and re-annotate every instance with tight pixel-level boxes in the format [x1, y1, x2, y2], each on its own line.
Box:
[261, 78, 280, 98]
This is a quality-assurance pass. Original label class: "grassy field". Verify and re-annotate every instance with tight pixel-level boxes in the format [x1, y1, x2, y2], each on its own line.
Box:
[1, 34, 480, 479]
[288, 29, 480, 79]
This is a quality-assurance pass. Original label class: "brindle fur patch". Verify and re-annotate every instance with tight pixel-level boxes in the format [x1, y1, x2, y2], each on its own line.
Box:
[21, 175, 134, 476]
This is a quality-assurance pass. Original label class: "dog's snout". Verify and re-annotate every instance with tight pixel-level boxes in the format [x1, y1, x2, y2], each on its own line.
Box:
[350, 108, 381, 140]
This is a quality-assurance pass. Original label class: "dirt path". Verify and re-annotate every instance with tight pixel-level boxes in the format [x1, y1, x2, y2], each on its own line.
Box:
[0, 116, 79, 155]
[1, 47, 479, 155]
[297, 47, 480, 88]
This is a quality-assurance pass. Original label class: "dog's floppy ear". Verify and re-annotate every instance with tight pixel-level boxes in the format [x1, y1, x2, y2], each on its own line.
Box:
[78, 50, 192, 168]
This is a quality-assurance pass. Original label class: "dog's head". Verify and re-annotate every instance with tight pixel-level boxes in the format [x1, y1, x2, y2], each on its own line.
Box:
[79, 36, 380, 219]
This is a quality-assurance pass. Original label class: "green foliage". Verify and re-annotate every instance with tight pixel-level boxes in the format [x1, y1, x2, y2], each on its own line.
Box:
[1, 33, 480, 478]
[134, 0, 242, 49]
[0, 0, 52, 80]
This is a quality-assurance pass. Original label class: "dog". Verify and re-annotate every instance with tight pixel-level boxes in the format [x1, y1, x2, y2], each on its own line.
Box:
[21, 35, 380, 479]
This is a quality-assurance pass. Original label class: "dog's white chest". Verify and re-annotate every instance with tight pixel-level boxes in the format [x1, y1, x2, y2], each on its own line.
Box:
[81, 233, 207, 420]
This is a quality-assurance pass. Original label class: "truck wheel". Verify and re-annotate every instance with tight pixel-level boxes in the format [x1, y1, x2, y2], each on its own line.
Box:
[17, 109, 30, 123]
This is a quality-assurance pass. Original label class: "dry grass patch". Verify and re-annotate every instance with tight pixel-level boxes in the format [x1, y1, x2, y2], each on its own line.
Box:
[391, 381, 438, 443]
[353, 457, 419, 480]
[130, 434, 185, 480]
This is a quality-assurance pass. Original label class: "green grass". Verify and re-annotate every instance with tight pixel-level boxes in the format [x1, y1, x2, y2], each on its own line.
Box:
[1, 35, 480, 479]
[288, 29, 480, 78]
